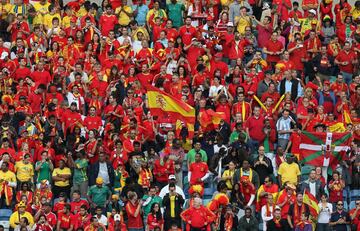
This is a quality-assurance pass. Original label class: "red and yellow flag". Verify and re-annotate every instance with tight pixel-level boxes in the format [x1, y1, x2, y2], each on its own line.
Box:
[146, 85, 195, 138]
[303, 190, 320, 218]
[199, 109, 226, 129]
[0, 181, 13, 206]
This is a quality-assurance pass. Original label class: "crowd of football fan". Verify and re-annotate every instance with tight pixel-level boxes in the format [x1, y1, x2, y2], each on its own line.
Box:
[0, 0, 360, 230]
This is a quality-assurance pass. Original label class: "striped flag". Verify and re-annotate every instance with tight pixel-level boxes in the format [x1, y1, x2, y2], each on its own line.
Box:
[199, 109, 226, 130]
[146, 85, 195, 139]
[299, 131, 351, 168]
[303, 190, 320, 218]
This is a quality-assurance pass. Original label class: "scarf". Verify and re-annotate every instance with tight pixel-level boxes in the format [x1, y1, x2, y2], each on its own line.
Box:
[266, 203, 274, 217]
[240, 168, 252, 182]
[273, 217, 281, 228]
[293, 202, 305, 225]
[224, 213, 233, 231]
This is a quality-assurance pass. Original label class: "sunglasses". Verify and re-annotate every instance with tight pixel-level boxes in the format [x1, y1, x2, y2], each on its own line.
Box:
[337, 203, 343, 206]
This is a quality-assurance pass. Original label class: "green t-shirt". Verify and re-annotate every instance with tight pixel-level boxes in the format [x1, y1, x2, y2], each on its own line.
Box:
[166, 3, 185, 28]
[142, 195, 162, 216]
[73, 158, 88, 184]
[88, 185, 111, 207]
[35, 161, 51, 182]
[187, 149, 207, 164]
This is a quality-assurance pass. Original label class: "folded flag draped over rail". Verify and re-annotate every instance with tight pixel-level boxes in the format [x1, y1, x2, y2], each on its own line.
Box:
[146, 85, 195, 139]
[299, 131, 351, 168]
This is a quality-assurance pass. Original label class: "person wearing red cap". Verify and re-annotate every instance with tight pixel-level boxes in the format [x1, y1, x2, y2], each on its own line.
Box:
[209, 52, 229, 78]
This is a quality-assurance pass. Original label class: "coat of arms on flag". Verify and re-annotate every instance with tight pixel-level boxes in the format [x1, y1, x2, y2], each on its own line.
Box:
[299, 131, 352, 168]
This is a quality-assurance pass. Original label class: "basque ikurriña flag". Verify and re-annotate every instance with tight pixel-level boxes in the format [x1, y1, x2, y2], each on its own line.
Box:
[299, 131, 352, 168]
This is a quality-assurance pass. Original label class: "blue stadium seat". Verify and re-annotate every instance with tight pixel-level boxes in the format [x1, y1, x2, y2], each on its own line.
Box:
[0, 209, 12, 220]
[349, 201, 356, 210]
[343, 201, 349, 211]
[203, 199, 211, 206]
[350, 190, 360, 201]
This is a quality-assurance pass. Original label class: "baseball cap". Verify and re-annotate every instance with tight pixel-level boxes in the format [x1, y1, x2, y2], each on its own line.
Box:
[309, 9, 317, 15]
[226, 22, 234, 27]
[0, 52, 8, 60]
[168, 175, 176, 180]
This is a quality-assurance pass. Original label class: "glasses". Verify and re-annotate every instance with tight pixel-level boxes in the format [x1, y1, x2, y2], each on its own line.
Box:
[337, 203, 343, 206]
[264, 180, 270, 183]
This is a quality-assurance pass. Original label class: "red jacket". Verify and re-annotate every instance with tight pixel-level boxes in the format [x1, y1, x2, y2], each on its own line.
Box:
[227, 38, 250, 60]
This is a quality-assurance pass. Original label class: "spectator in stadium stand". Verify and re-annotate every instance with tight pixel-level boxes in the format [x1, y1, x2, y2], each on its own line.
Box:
[329, 201, 351, 231]
[300, 169, 325, 200]
[278, 153, 301, 186]
[162, 183, 184, 230]
[237, 207, 258, 231]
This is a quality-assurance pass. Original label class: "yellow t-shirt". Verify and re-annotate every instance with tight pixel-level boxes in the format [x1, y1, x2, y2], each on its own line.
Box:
[222, 169, 235, 189]
[15, 161, 34, 182]
[278, 162, 301, 185]
[236, 15, 251, 35]
[0, 3, 12, 19]
[43, 13, 61, 29]
[76, 6, 88, 18]
[9, 211, 34, 228]
[352, 8, 360, 21]
[32, 2, 50, 25]
[52, 167, 71, 187]
[0, 170, 16, 183]
[62, 15, 72, 29]
[115, 6, 133, 26]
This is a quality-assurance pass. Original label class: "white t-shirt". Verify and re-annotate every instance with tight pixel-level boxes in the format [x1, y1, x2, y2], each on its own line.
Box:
[318, 202, 333, 224]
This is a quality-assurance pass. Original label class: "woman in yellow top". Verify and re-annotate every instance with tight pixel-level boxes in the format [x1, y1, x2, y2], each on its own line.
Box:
[9, 201, 34, 229]
[146, 1, 167, 28]
[52, 159, 72, 198]
[235, 6, 251, 35]
[222, 161, 236, 189]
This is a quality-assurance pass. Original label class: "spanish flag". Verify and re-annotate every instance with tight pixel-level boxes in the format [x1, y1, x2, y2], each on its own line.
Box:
[344, 110, 352, 124]
[303, 190, 320, 218]
[146, 85, 195, 138]
[199, 109, 226, 130]
[0, 181, 13, 206]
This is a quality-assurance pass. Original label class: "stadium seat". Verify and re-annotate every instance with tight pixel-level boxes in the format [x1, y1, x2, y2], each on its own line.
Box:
[350, 190, 360, 201]
[300, 165, 313, 181]
[0, 221, 9, 230]
[349, 201, 356, 210]
[203, 199, 211, 206]
[343, 201, 349, 211]
[0, 209, 12, 220]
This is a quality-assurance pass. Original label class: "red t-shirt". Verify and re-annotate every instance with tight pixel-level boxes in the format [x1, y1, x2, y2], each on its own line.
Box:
[83, 116, 102, 131]
[70, 199, 89, 214]
[31, 70, 52, 86]
[57, 212, 73, 229]
[14, 67, 31, 81]
[44, 212, 57, 227]
[126, 202, 144, 229]
[264, 39, 284, 63]
[189, 161, 208, 185]
[99, 14, 117, 36]
[335, 50, 357, 73]
[245, 116, 265, 141]
[28, 92, 43, 113]
[179, 25, 197, 46]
